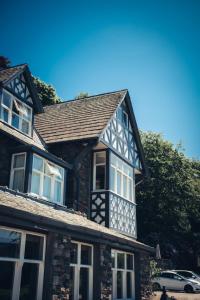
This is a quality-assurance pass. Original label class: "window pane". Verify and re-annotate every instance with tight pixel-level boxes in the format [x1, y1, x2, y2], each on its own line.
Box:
[33, 155, 43, 171]
[22, 119, 29, 134]
[127, 272, 132, 298]
[127, 254, 133, 270]
[0, 228, 21, 258]
[117, 253, 124, 269]
[110, 166, 115, 192]
[81, 245, 92, 265]
[54, 180, 61, 203]
[79, 268, 89, 300]
[3, 92, 11, 108]
[43, 176, 51, 199]
[0, 261, 15, 300]
[95, 165, 105, 190]
[31, 172, 40, 195]
[25, 234, 44, 260]
[70, 243, 78, 264]
[12, 113, 19, 129]
[128, 178, 133, 201]
[95, 152, 106, 164]
[117, 271, 123, 298]
[123, 175, 127, 198]
[13, 169, 25, 192]
[117, 171, 122, 195]
[19, 263, 39, 300]
[2, 108, 9, 122]
[13, 154, 26, 168]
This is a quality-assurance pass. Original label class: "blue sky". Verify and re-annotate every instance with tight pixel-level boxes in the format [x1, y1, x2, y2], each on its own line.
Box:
[1, 0, 200, 159]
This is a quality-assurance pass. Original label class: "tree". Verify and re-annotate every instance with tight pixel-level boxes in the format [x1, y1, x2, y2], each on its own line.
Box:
[32, 76, 61, 106]
[0, 56, 11, 68]
[75, 92, 89, 99]
[137, 132, 200, 270]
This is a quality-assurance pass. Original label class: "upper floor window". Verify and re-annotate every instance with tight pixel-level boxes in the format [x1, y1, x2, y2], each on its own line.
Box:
[10, 153, 26, 192]
[110, 153, 134, 202]
[0, 90, 32, 136]
[93, 151, 106, 190]
[30, 154, 64, 204]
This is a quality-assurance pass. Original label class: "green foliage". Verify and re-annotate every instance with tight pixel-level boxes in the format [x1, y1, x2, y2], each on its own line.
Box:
[0, 56, 10, 68]
[75, 92, 89, 99]
[137, 132, 200, 269]
[150, 260, 161, 277]
[32, 76, 61, 106]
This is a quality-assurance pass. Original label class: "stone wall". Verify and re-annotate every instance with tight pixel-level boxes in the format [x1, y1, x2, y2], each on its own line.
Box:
[49, 141, 92, 216]
[139, 251, 152, 300]
[51, 233, 71, 300]
[100, 244, 112, 300]
[0, 133, 19, 187]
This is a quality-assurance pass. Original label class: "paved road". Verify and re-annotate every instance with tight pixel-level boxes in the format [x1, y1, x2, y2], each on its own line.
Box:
[153, 291, 200, 300]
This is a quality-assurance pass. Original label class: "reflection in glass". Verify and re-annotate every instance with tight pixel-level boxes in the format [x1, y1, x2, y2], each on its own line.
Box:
[13, 169, 25, 192]
[0, 229, 21, 258]
[117, 253, 124, 269]
[19, 263, 38, 300]
[127, 254, 133, 270]
[70, 243, 78, 264]
[79, 268, 89, 300]
[127, 272, 132, 298]
[117, 271, 123, 298]
[0, 261, 14, 300]
[95, 165, 105, 190]
[81, 245, 91, 265]
[25, 234, 44, 260]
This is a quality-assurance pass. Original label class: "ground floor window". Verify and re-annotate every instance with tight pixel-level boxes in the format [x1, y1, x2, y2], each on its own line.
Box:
[0, 226, 45, 300]
[112, 249, 135, 300]
[70, 241, 93, 300]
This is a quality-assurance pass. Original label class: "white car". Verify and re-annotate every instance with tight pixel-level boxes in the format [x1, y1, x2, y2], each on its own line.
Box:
[173, 270, 200, 283]
[152, 270, 200, 293]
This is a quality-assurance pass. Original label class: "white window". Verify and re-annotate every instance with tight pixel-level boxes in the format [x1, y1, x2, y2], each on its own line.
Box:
[0, 89, 32, 136]
[110, 153, 134, 202]
[93, 151, 106, 190]
[10, 153, 26, 192]
[112, 250, 135, 300]
[30, 154, 64, 204]
[0, 226, 45, 300]
[70, 241, 93, 300]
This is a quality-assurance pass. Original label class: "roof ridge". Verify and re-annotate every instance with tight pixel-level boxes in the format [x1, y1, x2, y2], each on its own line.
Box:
[43, 89, 128, 108]
[0, 63, 27, 72]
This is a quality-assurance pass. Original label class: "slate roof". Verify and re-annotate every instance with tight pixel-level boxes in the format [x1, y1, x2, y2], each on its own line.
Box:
[0, 187, 153, 252]
[0, 64, 26, 84]
[0, 121, 46, 151]
[34, 90, 127, 144]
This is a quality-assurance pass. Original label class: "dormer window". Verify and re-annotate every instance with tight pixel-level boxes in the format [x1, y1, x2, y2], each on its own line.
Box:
[30, 154, 64, 204]
[0, 90, 32, 136]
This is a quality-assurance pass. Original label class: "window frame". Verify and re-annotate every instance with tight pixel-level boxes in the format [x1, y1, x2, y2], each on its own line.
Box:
[93, 151, 106, 191]
[110, 152, 135, 203]
[30, 153, 65, 204]
[0, 226, 46, 300]
[0, 89, 32, 136]
[112, 249, 135, 300]
[70, 241, 93, 300]
[9, 152, 27, 192]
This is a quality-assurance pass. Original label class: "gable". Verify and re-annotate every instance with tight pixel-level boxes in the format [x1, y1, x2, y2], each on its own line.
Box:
[0, 65, 43, 113]
[100, 94, 145, 174]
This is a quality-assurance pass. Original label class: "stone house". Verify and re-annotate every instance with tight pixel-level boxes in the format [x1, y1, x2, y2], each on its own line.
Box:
[0, 63, 154, 300]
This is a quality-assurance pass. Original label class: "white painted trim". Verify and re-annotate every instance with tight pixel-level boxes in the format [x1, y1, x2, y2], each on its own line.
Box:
[9, 152, 27, 191]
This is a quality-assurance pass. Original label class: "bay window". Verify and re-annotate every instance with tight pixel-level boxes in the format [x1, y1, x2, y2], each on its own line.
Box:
[112, 250, 135, 300]
[30, 154, 64, 204]
[10, 153, 26, 192]
[0, 226, 45, 300]
[110, 153, 134, 202]
[70, 242, 93, 300]
[93, 151, 106, 190]
[0, 90, 32, 136]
